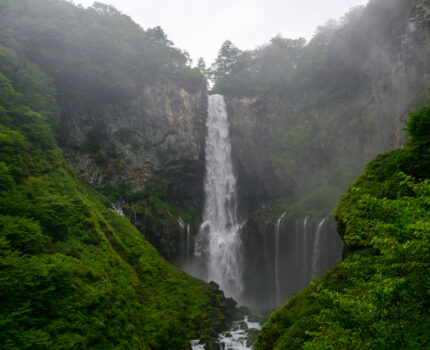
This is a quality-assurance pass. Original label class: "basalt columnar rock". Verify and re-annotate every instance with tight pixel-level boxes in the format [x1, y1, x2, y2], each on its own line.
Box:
[60, 81, 207, 208]
[58, 81, 208, 263]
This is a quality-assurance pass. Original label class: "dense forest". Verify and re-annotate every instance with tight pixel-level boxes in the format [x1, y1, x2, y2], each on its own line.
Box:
[0, 0, 429, 349]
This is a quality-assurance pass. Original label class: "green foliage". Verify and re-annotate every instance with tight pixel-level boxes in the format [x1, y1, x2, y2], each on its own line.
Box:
[255, 107, 430, 349]
[405, 104, 430, 150]
[0, 43, 233, 349]
[82, 124, 109, 153]
[125, 178, 196, 224]
[0, 0, 204, 103]
[212, 40, 242, 82]
[0, 215, 51, 254]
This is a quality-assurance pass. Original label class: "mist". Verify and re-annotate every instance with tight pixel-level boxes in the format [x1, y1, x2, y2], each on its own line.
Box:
[73, 0, 369, 64]
[0, 0, 429, 349]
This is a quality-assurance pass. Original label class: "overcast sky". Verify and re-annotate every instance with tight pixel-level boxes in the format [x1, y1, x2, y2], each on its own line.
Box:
[73, 0, 369, 65]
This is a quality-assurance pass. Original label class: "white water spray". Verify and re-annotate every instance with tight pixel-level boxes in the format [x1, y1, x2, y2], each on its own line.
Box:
[112, 201, 124, 216]
[197, 94, 242, 299]
[192, 316, 261, 350]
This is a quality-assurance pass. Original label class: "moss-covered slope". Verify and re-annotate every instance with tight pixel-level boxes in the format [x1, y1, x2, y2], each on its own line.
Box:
[254, 105, 430, 349]
[0, 44, 235, 350]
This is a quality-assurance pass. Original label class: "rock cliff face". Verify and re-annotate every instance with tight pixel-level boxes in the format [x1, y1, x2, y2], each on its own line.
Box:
[226, 97, 296, 211]
[224, 0, 430, 309]
[225, 0, 430, 210]
[240, 215, 343, 311]
[59, 80, 207, 262]
[60, 81, 207, 204]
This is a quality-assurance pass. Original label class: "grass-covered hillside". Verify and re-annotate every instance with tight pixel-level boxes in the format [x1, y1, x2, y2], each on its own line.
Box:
[0, 44, 236, 350]
[254, 105, 430, 349]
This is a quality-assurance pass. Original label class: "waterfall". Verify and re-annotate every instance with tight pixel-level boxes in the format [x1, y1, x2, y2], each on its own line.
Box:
[263, 220, 270, 261]
[192, 316, 261, 350]
[178, 218, 186, 265]
[196, 94, 242, 299]
[186, 223, 190, 258]
[303, 217, 309, 280]
[311, 218, 326, 279]
[177, 218, 192, 266]
[112, 201, 124, 216]
[131, 203, 137, 225]
[275, 212, 286, 307]
[295, 219, 300, 268]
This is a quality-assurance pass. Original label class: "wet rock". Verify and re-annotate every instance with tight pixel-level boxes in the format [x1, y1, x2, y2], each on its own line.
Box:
[204, 339, 220, 350]
[246, 328, 260, 347]
[238, 321, 248, 331]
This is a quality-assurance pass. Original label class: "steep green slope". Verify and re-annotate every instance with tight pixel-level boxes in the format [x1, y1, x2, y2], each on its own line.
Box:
[0, 44, 236, 349]
[254, 105, 430, 349]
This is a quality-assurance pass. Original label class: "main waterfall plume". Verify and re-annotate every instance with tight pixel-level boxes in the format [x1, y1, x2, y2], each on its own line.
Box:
[195, 94, 242, 299]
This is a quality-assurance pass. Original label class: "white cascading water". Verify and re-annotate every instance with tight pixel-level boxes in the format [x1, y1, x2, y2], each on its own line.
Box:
[192, 317, 261, 350]
[311, 218, 326, 279]
[178, 218, 189, 266]
[112, 201, 125, 216]
[197, 94, 242, 299]
[186, 223, 190, 258]
[303, 217, 309, 278]
[295, 220, 300, 264]
[274, 212, 286, 307]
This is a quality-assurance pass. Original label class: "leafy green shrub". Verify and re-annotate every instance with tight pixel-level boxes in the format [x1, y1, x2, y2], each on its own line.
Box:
[405, 104, 430, 150]
[82, 125, 109, 153]
[0, 215, 50, 254]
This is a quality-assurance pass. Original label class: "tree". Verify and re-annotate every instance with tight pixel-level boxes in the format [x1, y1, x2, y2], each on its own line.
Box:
[197, 57, 206, 73]
[196, 57, 211, 82]
[212, 40, 241, 81]
[92, 2, 121, 16]
[145, 26, 173, 46]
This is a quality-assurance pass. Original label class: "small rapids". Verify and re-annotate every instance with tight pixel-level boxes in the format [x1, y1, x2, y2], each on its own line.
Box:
[191, 317, 261, 350]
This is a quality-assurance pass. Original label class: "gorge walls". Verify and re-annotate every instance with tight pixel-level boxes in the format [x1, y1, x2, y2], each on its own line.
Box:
[240, 215, 343, 311]
[221, 0, 430, 211]
[57, 81, 208, 263]
[216, 0, 430, 310]
[60, 81, 207, 207]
